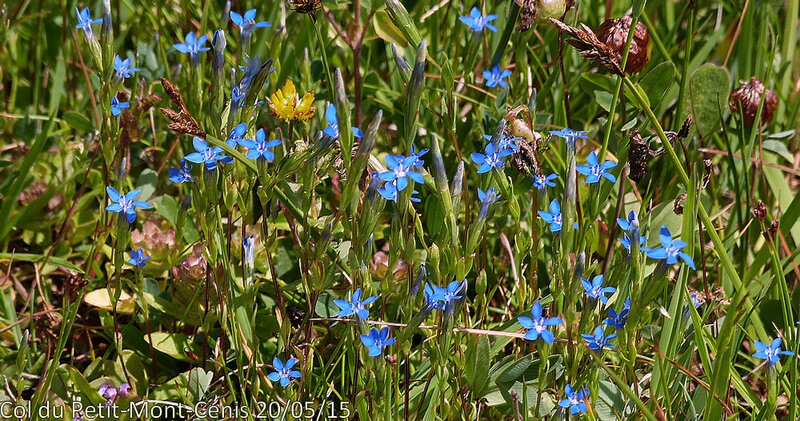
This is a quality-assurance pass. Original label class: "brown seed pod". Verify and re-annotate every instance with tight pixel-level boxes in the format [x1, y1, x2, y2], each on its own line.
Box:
[728, 77, 778, 126]
[627, 130, 650, 182]
[595, 16, 650, 74]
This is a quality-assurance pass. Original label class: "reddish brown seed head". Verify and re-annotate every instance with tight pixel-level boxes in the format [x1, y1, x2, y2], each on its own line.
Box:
[729, 77, 778, 125]
[595, 16, 650, 74]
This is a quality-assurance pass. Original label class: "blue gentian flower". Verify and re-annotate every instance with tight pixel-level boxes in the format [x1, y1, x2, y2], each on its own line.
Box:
[168, 159, 193, 184]
[113, 56, 139, 80]
[558, 384, 589, 415]
[458, 7, 497, 32]
[174, 32, 210, 62]
[75, 7, 101, 38]
[550, 128, 588, 147]
[110, 97, 129, 116]
[518, 301, 563, 344]
[753, 338, 794, 367]
[243, 235, 255, 270]
[477, 187, 500, 220]
[377, 183, 421, 202]
[470, 143, 513, 174]
[334, 288, 378, 319]
[581, 274, 616, 304]
[105, 187, 151, 223]
[230, 9, 271, 38]
[533, 173, 558, 190]
[378, 154, 424, 191]
[646, 226, 695, 269]
[408, 145, 428, 168]
[268, 357, 301, 387]
[482, 65, 512, 88]
[239, 129, 281, 161]
[127, 249, 150, 267]
[576, 151, 617, 184]
[227, 123, 248, 147]
[231, 86, 246, 109]
[432, 280, 467, 307]
[424, 284, 444, 311]
[538, 199, 563, 232]
[323, 104, 364, 139]
[360, 327, 396, 357]
[582, 326, 616, 351]
[617, 210, 649, 252]
[184, 137, 234, 170]
[484, 133, 521, 152]
[604, 298, 630, 329]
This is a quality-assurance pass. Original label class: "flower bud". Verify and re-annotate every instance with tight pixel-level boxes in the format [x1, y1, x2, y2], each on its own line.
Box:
[595, 16, 650, 74]
[729, 77, 778, 126]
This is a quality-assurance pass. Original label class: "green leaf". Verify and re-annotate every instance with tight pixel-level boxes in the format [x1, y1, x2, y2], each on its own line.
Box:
[639, 61, 676, 107]
[496, 354, 532, 384]
[136, 168, 159, 201]
[145, 332, 202, 362]
[315, 293, 340, 318]
[0, 252, 83, 273]
[680, 63, 730, 136]
[466, 335, 491, 397]
[373, 10, 408, 47]
[62, 111, 93, 131]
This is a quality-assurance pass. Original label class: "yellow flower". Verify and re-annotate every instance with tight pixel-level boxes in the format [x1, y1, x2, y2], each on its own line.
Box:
[269, 80, 316, 121]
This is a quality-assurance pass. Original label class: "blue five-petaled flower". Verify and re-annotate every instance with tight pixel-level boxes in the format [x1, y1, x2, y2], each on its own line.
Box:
[105, 187, 151, 223]
[483, 65, 512, 89]
[518, 301, 563, 344]
[533, 173, 558, 190]
[360, 327, 396, 357]
[379, 154, 424, 192]
[184, 137, 234, 170]
[604, 298, 630, 329]
[240, 129, 281, 162]
[538, 199, 563, 232]
[558, 384, 589, 415]
[646, 226, 695, 269]
[550, 128, 589, 147]
[168, 159, 193, 184]
[459, 7, 497, 32]
[582, 274, 616, 304]
[484, 133, 520, 152]
[127, 249, 150, 268]
[75, 7, 101, 38]
[617, 210, 649, 252]
[323, 104, 364, 139]
[268, 357, 301, 387]
[174, 32, 210, 60]
[432, 280, 467, 307]
[753, 338, 794, 367]
[582, 326, 616, 351]
[111, 97, 129, 116]
[471, 143, 513, 174]
[113, 56, 139, 80]
[226, 123, 248, 148]
[334, 288, 378, 319]
[230, 9, 271, 38]
[576, 151, 617, 184]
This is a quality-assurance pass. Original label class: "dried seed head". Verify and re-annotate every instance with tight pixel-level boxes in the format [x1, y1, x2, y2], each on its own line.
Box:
[550, 19, 624, 75]
[753, 201, 767, 221]
[729, 77, 778, 126]
[627, 130, 650, 182]
[289, 0, 321, 18]
[595, 16, 650, 74]
[674, 193, 686, 215]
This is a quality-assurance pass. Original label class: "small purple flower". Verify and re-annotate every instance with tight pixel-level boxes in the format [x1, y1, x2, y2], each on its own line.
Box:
[538, 199, 563, 232]
[239, 129, 281, 162]
[333, 288, 378, 319]
[582, 326, 616, 351]
[127, 249, 150, 267]
[576, 151, 617, 184]
[110, 96, 129, 116]
[98, 383, 131, 406]
[646, 226, 695, 269]
[581, 274, 616, 304]
[168, 159, 193, 184]
[482, 64, 512, 88]
[459, 7, 497, 32]
[518, 301, 563, 344]
[360, 327, 396, 357]
[471, 143, 513, 174]
[533, 173, 558, 190]
[184, 137, 234, 170]
[753, 338, 794, 367]
[268, 357, 302, 387]
[105, 187, 151, 223]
